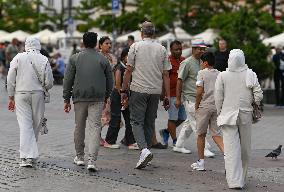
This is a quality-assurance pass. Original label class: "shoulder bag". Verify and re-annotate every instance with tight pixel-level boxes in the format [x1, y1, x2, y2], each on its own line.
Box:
[31, 59, 50, 103]
[252, 90, 262, 124]
[30, 58, 49, 135]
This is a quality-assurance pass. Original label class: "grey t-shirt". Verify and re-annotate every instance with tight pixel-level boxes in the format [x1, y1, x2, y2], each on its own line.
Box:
[196, 68, 219, 109]
[127, 38, 171, 94]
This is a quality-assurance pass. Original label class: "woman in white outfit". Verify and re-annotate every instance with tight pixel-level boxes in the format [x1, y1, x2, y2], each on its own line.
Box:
[215, 49, 263, 189]
[7, 37, 53, 167]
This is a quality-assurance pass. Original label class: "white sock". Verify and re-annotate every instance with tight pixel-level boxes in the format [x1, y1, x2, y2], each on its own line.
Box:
[199, 159, 204, 164]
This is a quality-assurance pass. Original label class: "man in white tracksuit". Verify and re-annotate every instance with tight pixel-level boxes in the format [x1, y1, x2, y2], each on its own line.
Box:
[215, 49, 263, 189]
[174, 39, 215, 157]
[7, 37, 53, 167]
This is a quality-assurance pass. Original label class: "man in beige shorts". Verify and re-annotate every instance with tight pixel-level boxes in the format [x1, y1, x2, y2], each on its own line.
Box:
[191, 52, 224, 171]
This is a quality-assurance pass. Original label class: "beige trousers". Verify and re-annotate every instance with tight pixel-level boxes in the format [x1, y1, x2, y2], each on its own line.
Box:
[15, 92, 45, 159]
[74, 101, 104, 161]
[222, 110, 252, 188]
[175, 100, 211, 150]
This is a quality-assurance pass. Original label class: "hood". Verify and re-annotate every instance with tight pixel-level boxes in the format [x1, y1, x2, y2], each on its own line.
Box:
[25, 37, 41, 52]
[227, 49, 248, 72]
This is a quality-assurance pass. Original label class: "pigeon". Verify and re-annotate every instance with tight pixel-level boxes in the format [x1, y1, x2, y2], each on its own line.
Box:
[265, 145, 282, 159]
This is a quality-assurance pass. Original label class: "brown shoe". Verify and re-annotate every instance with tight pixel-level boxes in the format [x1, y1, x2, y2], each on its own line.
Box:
[151, 142, 167, 149]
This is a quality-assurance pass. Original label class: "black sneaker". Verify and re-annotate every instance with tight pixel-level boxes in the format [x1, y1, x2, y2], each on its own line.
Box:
[151, 142, 167, 149]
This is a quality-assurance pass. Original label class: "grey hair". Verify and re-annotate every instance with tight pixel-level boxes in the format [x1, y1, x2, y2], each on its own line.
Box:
[141, 21, 155, 37]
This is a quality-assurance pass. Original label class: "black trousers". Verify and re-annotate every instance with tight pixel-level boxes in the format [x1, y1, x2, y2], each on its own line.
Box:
[274, 70, 284, 105]
[105, 89, 135, 145]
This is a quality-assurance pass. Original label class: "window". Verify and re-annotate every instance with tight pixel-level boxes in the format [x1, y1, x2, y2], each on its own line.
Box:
[48, 0, 54, 7]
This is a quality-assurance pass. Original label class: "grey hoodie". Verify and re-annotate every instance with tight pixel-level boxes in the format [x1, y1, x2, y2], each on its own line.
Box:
[7, 37, 53, 96]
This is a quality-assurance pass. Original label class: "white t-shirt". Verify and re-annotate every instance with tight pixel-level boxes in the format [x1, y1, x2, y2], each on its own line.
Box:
[127, 38, 172, 94]
[196, 68, 219, 109]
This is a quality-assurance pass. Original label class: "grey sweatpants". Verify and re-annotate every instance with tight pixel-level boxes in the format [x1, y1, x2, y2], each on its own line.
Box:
[222, 110, 252, 188]
[15, 92, 45, 159]
[74, 101, 104, 161]
[129, 91, 160, 150]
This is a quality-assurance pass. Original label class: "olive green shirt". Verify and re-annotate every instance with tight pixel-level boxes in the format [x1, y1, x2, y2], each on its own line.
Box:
[178, 56, 200, 102]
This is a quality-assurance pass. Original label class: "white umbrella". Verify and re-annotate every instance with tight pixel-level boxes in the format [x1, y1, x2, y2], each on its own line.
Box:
[158, 32, 176, 42]
[175, 27, 192, 41]
[30, 29, 54, 44]
[0, 30, 8, 37]
[89, 27, 112, 40]
[116, 30, 142, 43]
[0, 30, 30, 42]
[193, 28, 219, 45]
[48, 30, 83, 44]
[263, 32, 284, 47]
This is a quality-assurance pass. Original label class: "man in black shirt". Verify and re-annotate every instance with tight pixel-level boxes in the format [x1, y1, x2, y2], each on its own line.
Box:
[214, 39, 229, 72]
[272, 47, 284, 106]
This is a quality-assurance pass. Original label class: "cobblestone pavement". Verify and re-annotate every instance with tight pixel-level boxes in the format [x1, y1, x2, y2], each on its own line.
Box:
[0, 84, 284, 192]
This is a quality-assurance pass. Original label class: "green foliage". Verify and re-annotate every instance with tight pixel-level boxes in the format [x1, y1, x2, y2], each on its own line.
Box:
[135, 0, 177, 33]
[74, 0, 110, 32]
[210, 8, 274, 80]
[0, 0, 48, 33]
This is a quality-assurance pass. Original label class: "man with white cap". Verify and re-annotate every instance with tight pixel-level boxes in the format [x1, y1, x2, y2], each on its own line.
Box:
[7, 37, 54, 167]
[174, 39, 215, 157]
[215, 49, 263, 189]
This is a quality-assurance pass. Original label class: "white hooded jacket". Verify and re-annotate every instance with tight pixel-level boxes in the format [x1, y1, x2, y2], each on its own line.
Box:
[7, 37, 53, 96]
[214, 49, 263, 126]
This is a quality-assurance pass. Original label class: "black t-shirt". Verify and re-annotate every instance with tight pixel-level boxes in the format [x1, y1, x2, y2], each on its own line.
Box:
[113, 61, 126, 86]
[272, 52, 284, 71]
[214, 50, 229, 72]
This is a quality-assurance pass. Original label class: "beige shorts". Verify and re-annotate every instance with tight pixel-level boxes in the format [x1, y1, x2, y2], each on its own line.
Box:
[196, 107, 221, 136]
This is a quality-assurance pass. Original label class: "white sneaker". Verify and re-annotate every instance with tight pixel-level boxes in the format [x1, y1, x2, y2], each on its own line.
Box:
[204, 149, 215, 158]
[19, 158, 33, 167]
[87, 160, 98, 171]
[103, 142, 120, 149]
[173, 146, 192, 154]
[128, 143, 139, 150]
[135, 148, 153, 169]
[191, 160, 206, 171]
[74, 156, 85, 166]
[87, 164, 98, 171]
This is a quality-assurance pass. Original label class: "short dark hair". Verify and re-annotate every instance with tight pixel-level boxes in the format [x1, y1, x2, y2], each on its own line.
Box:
[170, 40, 182, 49]
[128, 35, 134, 41]
[99, 36, 111, 48]
[200, 52, 215, 66]
[120, 47, 129, 61]
[83, 32, 97, 48]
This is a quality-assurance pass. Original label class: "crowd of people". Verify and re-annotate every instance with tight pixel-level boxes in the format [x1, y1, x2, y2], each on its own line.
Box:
[5, 21, 264, 190]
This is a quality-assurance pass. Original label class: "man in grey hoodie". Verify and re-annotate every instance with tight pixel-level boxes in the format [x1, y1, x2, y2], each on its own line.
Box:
[63, 32, 113, 171]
